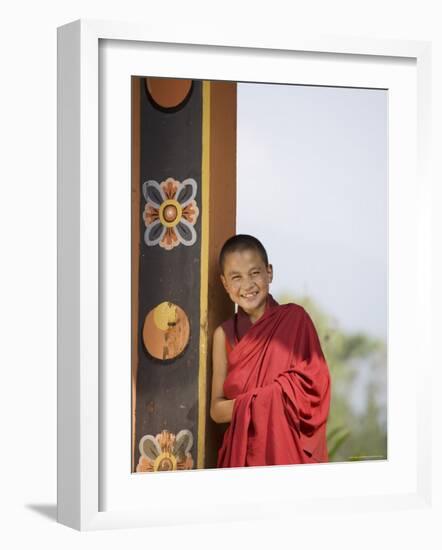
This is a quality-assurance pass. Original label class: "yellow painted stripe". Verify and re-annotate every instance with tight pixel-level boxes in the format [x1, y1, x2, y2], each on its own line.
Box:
[198, 81, 210, 469]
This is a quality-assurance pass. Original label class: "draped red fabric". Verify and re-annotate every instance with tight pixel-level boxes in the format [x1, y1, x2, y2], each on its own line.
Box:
[217, 297, 331, 468]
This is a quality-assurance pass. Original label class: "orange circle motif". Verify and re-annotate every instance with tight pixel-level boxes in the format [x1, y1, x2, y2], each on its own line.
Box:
[145, 78, 193, 109]
[143, 302, 190, 360]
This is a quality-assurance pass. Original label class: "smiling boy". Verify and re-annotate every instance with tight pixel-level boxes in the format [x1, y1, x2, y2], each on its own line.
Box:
[210, 234, 331, 468]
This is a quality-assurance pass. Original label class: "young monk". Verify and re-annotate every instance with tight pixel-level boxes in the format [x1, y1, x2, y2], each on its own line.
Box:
[210, 234, 331, 468]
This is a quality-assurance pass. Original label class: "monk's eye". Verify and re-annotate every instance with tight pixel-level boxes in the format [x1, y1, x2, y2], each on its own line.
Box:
[232, 276, 241, 281]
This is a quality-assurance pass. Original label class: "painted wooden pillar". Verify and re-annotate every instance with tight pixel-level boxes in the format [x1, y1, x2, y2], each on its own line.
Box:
[131, 77, 237, 472]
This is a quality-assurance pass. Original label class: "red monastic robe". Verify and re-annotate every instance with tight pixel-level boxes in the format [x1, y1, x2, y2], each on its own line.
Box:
[217, 295, 331, 468]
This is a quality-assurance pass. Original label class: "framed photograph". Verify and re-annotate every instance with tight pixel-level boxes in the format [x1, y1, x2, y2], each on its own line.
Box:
[57, 19, 432, 530]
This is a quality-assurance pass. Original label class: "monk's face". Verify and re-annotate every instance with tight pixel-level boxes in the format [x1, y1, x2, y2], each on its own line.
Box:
[221, 249, 273, 321]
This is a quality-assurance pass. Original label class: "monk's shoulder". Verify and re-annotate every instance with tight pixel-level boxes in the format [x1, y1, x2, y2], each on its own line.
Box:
[212, 325, 228, 360]
[220, 314, 234, 330]
[279, 303, 316, 330]
[220, 314, 236, 346]
[280, 302, 306, 317]
[213, 324, 226, 342]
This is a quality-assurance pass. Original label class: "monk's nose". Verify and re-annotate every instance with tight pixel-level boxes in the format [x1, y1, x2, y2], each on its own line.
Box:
[243, 280, 256, 291]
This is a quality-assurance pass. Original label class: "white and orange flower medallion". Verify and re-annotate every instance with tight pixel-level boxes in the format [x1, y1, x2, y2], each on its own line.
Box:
[136, 429, 194, 473]
[142, 177, 199, 250]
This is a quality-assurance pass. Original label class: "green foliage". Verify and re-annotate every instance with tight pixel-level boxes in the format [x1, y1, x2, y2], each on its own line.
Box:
[277, 292, 387, 463]
[327, 425, 350, 460]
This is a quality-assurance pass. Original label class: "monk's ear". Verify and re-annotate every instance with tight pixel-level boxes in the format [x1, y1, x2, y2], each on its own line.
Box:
[220, 273, 228, 291]
[267, 264, 273, 283]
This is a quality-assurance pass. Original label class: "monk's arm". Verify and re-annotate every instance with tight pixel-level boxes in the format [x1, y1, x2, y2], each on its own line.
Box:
[210, 325, 236, 424]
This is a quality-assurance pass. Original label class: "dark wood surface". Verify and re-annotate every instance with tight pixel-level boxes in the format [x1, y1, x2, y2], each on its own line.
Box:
[133, 79, 202, 470]
[132, 79, 237, 471]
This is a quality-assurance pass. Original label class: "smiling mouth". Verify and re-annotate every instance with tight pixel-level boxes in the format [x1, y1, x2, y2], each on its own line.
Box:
[241, 291, 259, 299]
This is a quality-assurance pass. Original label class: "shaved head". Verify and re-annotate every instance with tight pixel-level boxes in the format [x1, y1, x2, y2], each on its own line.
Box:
[219, 234, 268, 273]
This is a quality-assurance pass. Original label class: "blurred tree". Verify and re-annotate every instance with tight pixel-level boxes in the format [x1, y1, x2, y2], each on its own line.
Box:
[277, 293, 387, 463]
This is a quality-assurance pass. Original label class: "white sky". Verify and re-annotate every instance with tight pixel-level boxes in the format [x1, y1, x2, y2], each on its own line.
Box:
[236, 82, 388, 340]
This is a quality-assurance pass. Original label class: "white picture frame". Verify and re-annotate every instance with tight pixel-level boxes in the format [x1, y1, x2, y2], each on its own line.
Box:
[57, 19, 433, 531]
